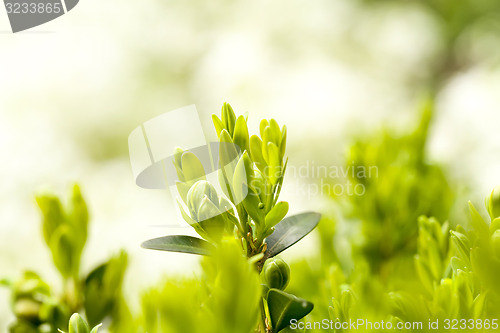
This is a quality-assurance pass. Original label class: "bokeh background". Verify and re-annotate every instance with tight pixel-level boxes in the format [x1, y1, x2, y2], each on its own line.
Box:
[2, 0, 500, 329]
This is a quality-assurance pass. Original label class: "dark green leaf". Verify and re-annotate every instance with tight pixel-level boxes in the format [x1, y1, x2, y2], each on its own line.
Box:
[264, 212, 321, 259]
[267, 289, 313, 332]
[141, 235, 214, 256]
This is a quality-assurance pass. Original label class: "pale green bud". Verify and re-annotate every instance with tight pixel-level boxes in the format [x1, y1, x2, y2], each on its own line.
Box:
[69, 313, 90, 333]
[262, 258, 290, 290]
[487, 186, 500, 220]
[187, 180, 219, 220]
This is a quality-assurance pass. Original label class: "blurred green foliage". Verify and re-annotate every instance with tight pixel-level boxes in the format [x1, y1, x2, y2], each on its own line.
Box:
[140, 238, 261, 333]
[1, 185, 130, 333]
[337, 102, 454, 275]
[285, 103, 500, 332]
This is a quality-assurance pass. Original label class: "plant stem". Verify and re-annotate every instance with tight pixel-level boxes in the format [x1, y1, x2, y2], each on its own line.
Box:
[260, 298, 270, 333]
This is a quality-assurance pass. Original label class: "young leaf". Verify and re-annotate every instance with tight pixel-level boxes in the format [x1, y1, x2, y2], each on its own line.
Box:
[249, 135, 266, 172]
[141, 235, 214, 256]
[68, 313, 90, 333]
[233, 115, 249, 154]
[259, 119, 269, 138]
[222, 103, 236, 136]
[35, 195, 65, 248]
[181, 152, 206, 182]
[267, 289, 313, 332]
[212, 114, 224, 138]
[280, 125, 287, 160]
[264, 212, 321, 259]
[49, 226, 75, 278]
[265, 202, 289, 229]
[84, 252, 128, 327]
[232, 153, 252, 204]
[266, 142, 281, 185]
[242, 185, 265, 226]
[89, 324, 102, 333]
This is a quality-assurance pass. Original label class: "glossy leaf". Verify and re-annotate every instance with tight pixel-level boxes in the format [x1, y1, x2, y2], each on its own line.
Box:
[264, 212, 321, 259]
[141, 235, 214, 256]
[267, 289, 313, 332]
[265, 202, 289, 229]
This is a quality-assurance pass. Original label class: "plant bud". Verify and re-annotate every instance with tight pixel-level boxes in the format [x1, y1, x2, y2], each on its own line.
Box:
[262, 258, 290, 290]
[187, 180, 219, 220]
[487, 186, 500, 220]
[197, 197, 222, 222]
[69, 313, 90, 333]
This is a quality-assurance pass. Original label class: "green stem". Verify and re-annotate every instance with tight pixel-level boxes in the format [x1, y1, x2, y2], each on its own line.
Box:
[260, 298, 271, 333]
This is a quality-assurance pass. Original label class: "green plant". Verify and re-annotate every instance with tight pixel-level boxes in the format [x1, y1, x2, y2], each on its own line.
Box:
[2, 185, 130, 332]
[390, 187, 500, 327]
[141, 103, 321, 332]
[336, 102, 454, 275]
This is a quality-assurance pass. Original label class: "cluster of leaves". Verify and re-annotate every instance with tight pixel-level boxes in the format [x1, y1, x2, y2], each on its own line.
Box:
[391, 190, 500, 325]
[1, 185, 130, 333]
[142, 103, 320, 332]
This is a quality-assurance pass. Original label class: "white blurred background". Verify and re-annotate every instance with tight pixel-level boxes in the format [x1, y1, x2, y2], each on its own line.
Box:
[1, 0, 500, 328]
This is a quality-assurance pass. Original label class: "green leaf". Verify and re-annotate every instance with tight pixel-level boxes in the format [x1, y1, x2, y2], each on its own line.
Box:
[265, 202, 289, 229]
[89, 324, 102, 333]
[264, 212, 321, 259]
[468, 201, 489, 240]
[68, 313, 90, 333]
[450, 230, 471, 266]
[233, 115, 249, 154]
[181, 152, 206, 182]
[269, 119, 281, 145]
[50, 226, 75, 278]
[141, 235, 214, 256]
[250, 135, 266, 172]
[212, 114, 224, 138]
[69, 184, 88, 255]
[219, 130, 239, 182]
[84, 251, 128, 327]
[266, 142, 281, 185]
[267, 289, 313, 332]
[259, 119, 269, 138]
[35, 195, 65, 247]
[222, 103, 236, 135]
[242, 185, 265, 226]
[450, 256, 468, 273]
[232, 153, 252, 204]
[280, 125, 287, 160]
